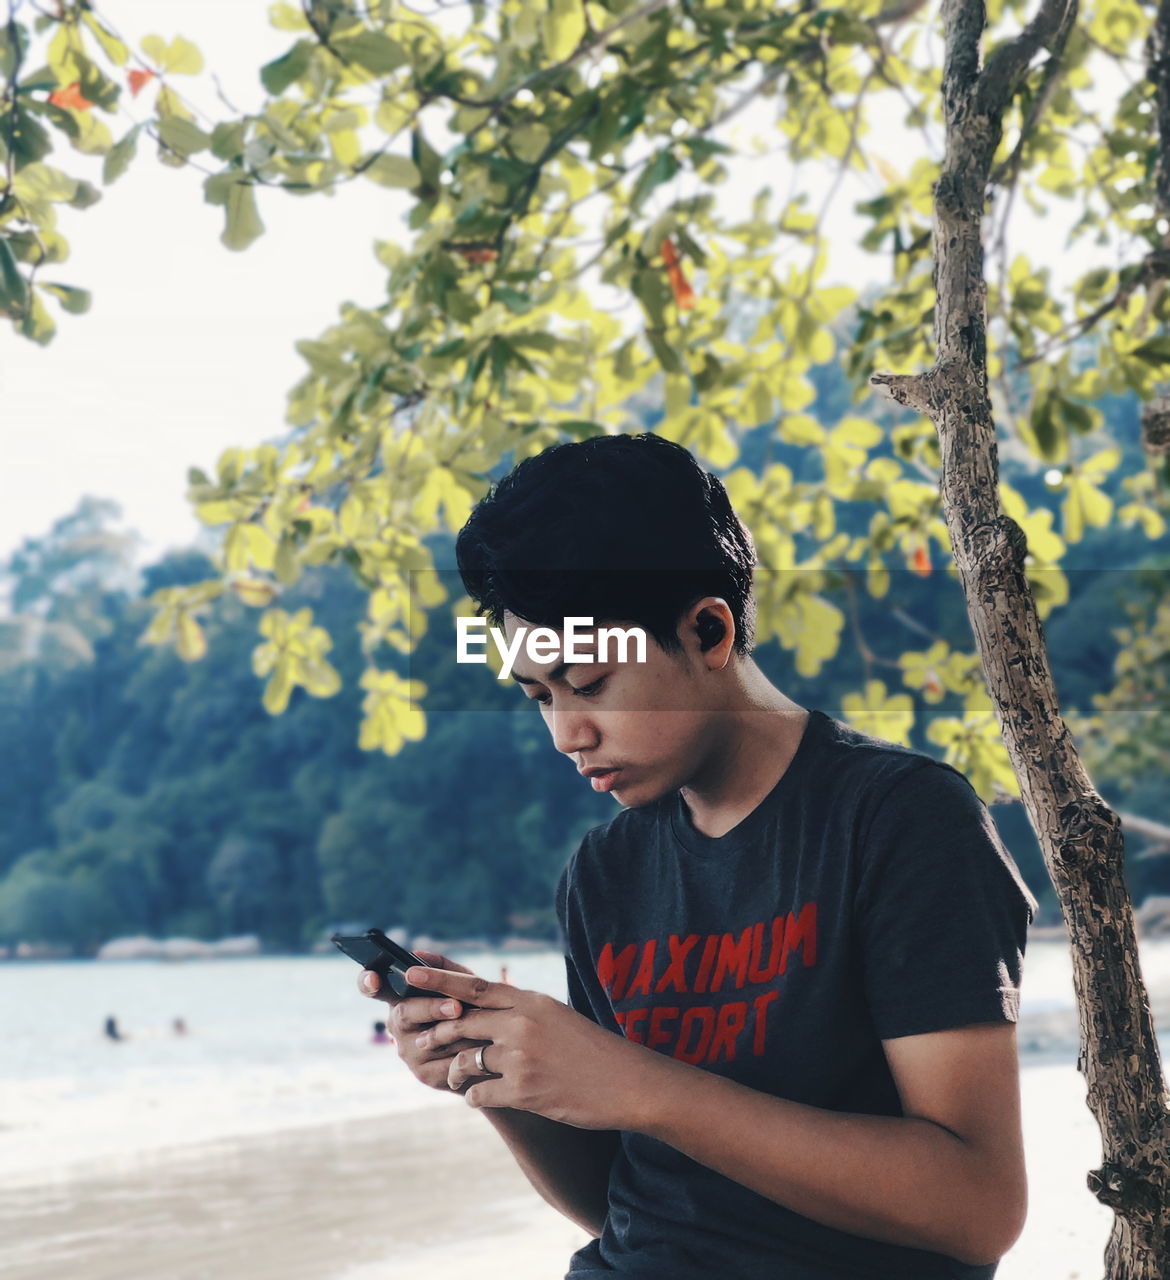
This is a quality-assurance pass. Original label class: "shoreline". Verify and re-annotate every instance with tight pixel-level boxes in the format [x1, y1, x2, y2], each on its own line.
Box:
[0, 937, 559, 964]
[0, 1041, 1114, 1280]
[1, 1096, 592, 1280]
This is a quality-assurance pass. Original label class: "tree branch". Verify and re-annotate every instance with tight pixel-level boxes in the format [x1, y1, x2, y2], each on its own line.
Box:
[1018, 248, 1170, 368]
[873, 0, 930, 26]
[975, 0, 1078, 119]
[869, 370, 934, 415]
[988, 10, 1076, 188]
[1148, 0, 1170, 216]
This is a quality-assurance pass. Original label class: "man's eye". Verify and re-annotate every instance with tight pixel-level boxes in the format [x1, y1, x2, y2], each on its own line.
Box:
[571, 677, 606, 698]
[530, 691, 551, 706]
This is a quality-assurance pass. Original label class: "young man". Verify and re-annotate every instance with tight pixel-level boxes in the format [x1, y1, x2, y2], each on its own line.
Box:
[360, 432, 1038, 1278]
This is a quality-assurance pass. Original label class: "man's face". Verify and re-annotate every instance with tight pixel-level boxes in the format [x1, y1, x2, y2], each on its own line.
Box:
[503, 611, 721, 807]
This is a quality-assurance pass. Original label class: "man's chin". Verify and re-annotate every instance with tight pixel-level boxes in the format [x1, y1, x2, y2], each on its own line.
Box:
[611, 778, 669, 809]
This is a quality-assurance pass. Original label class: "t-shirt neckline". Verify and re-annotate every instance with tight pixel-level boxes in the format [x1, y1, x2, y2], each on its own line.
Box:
[668, 707, 827, 858]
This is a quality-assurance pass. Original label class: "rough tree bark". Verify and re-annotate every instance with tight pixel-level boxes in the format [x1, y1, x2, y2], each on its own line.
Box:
[869, 1, 1170, 1275]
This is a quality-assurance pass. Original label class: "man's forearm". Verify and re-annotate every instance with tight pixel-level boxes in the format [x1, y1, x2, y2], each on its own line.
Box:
[481, 1106, 618, 1237]
[624, 1052, 1018, 1267]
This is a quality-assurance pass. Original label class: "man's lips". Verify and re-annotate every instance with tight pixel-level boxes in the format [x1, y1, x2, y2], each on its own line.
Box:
[579, 765, 622, 793]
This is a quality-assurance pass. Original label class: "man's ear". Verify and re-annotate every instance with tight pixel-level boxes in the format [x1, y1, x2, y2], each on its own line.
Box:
[697, 615, 724, 651]
[687, 599, 734, 663]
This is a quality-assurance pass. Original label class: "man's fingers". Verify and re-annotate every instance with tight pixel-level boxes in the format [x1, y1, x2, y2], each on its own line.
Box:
[357, 969, 390, 1001]
[405, 965, 510, 1007]
[394, 994, 465, 1034]
[415, 949, 475, 977]
[418, 1011, 496, 1050]
[447, 1044, 503, 1093]
[420, 1037, 486, 1065]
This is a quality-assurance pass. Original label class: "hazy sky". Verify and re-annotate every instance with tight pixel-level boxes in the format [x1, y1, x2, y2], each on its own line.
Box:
[0, 2, 1112, 569]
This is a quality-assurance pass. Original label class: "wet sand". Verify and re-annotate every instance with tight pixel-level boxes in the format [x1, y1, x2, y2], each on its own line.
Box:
[0, 1098, 591, 1280]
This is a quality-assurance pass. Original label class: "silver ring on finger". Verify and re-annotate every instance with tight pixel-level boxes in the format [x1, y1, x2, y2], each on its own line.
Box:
[474, 1044, 493, 1076]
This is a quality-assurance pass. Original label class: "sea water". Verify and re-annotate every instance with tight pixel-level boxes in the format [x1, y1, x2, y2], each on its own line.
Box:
[2, 936, 1168, 1189]
[0, 948, 567, 1186]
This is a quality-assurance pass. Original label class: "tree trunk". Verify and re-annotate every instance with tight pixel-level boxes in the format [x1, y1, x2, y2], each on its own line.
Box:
[870, 1, 1170, 1274]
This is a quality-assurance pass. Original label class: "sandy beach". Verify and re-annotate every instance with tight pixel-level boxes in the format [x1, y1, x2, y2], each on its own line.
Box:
[0, 1043, 1120, 1280]
[2, 938, 1157, 1280]
[0, 1097, 592, 1280]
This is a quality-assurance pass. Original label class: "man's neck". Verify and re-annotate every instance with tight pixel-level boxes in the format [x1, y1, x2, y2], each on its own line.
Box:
[678, 671, 810, 839]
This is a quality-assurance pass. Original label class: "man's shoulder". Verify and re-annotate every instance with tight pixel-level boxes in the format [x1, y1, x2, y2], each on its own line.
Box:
[810, 710, 963, 807]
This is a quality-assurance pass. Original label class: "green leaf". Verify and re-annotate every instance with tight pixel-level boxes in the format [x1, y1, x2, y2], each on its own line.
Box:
[1029, 392, 1062, 462]
[40, 282, 91, 315]
[19, 288, 54, 344]
[225, 181, 264, 250]
[103, 124, 141, 184]
[630, 149, 680, 212]
[0, 238, 29, 311]
[494, 285, 534, 314]
[330, 32, 408, 76]
[778, 414, 826, 446]
[66, 179, 101, 209]
[205, 174, 265, 250]
[12, 162, 77, 203]
[81, 13, 130, 66]
[411, 128, 443, 188]
[683, 137, 730, 165]
[157, 115, 211, 156]
[362, 153, 421, 188]
[71, 55, 120, 112]
[69, 113, 114, 158]
[176, 612, 208, 661]
[142, 34, 204, 75]
[269, 3, 310, 31]
[1130, 337, 1170, 366]
[210, 120, 247, 162]
[18, 68, 58, 95]
[542, 0, 586, 61]
[261, 40, 313, 95]
[5, 106, 51, 166]
[646, 329, 681, 373]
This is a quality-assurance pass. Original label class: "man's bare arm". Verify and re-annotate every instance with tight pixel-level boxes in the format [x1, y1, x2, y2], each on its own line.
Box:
[480, 1108, 619, 1237]
[624, 1022, 1027, 1266]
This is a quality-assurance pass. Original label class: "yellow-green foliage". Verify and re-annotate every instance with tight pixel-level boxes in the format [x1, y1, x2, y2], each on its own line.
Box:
[4, 1, 1166, 797]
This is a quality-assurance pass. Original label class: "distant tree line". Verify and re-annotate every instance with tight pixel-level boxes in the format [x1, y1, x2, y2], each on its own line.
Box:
[0, 402, 1166, 956]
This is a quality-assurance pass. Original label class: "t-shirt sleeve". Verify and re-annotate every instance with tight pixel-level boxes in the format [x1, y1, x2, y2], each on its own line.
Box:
[853, 760, 1038, 1041]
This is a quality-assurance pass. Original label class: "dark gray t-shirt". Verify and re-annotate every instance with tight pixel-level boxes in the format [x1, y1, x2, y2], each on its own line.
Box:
[554, 708, 1038, 1279]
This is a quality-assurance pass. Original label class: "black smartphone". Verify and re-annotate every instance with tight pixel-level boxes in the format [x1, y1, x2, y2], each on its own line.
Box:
[331, 928, 437, 999]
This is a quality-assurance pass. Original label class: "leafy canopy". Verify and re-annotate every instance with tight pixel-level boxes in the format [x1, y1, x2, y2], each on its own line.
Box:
[2, 0, 1167, 798]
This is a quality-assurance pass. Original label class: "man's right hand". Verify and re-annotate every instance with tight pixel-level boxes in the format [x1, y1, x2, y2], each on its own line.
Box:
[357, 949, 490, 1093]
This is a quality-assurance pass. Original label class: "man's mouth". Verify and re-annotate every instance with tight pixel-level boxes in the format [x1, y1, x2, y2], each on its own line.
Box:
[580, 767, 622, 793]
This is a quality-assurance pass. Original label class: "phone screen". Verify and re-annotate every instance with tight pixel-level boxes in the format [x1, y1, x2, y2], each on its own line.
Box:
[333, 935, 392, 970]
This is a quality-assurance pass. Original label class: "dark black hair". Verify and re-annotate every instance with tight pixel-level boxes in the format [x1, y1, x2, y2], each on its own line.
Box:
[455, 433, 756, 656]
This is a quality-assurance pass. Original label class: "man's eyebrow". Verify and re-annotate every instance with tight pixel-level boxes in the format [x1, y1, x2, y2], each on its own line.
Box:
[512, 660, 584, 686]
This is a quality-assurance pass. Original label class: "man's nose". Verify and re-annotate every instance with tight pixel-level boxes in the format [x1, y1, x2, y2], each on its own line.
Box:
[549, 702, 598, 756]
